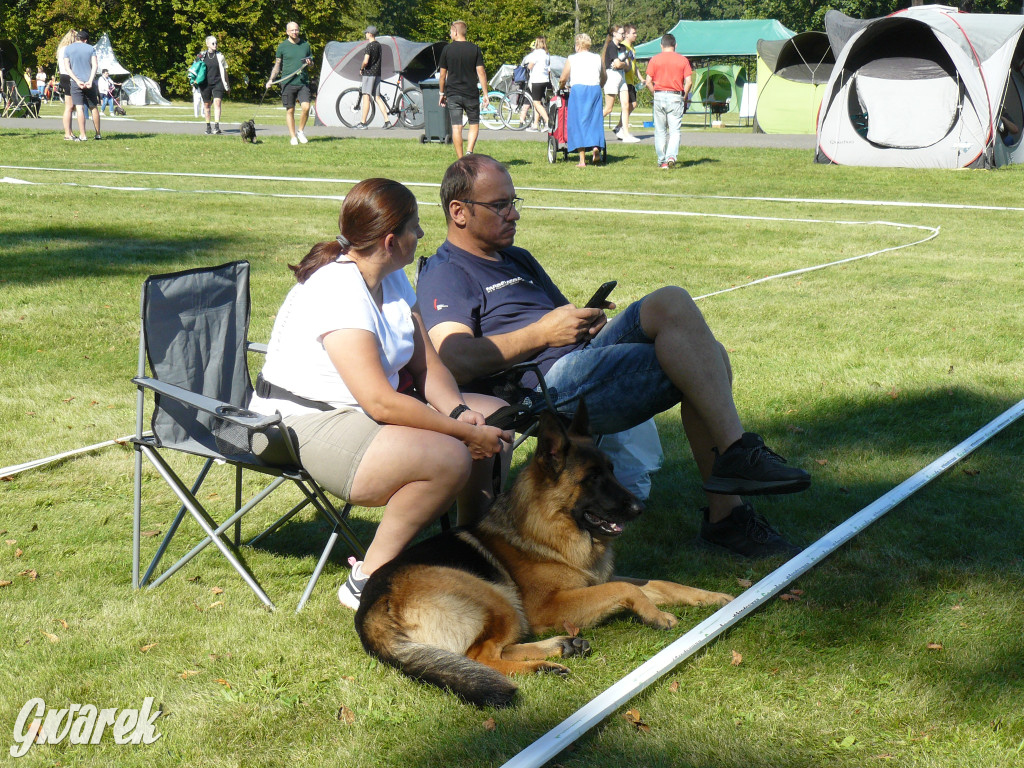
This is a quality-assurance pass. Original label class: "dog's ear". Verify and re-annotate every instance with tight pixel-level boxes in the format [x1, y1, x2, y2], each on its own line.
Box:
[534, 410, 571, 478]
[567, 399, 592, 441]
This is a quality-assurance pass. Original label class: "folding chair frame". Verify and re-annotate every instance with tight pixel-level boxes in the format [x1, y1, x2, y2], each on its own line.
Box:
[131, 262, 366, 612]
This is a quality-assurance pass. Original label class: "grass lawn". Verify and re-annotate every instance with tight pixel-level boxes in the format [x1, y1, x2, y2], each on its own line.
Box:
[1, 126, 1022, 768]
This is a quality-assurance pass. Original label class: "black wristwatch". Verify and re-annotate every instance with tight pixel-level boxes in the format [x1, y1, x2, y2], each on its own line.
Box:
[449, 404, 470, 420]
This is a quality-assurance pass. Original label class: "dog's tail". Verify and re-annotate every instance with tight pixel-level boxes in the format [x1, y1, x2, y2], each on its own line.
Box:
[372, 637, 518, 708]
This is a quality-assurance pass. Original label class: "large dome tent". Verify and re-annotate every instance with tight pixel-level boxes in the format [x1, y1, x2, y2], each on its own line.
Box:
[815, 6, 1024, 169]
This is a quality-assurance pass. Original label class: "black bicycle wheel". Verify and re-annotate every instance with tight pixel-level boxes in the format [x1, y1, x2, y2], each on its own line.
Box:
[398, 87, 425, 129]
[336, 88, 369, 128]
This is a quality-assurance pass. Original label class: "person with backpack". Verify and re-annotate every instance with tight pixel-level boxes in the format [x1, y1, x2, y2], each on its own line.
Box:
[198, 36, 229, 135]
[520, 37, 551, 132]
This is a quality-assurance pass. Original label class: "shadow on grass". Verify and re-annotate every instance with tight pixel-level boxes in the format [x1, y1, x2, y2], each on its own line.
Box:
[2, 223, 233, 284]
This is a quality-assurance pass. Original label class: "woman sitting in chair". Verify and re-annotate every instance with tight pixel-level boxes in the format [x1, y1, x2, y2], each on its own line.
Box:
[249, 178, 511, 610]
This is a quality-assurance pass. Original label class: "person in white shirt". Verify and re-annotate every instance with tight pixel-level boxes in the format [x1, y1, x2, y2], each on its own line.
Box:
[248, 178, 511, 610]
[521, 37, 552, 131]
[97, 69, 114, 115]
[36, 68, 47, 98]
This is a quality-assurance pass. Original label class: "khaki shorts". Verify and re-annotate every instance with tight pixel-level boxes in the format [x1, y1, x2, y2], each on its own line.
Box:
[278, 409, 381, 500]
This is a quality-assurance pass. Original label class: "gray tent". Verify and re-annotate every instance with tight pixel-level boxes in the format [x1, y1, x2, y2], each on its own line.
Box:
[816, 7, 1024, 168]
[316, 37, 444, 127]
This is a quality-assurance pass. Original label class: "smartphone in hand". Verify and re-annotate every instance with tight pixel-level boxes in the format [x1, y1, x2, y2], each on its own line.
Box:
[584, 281, 616, 309]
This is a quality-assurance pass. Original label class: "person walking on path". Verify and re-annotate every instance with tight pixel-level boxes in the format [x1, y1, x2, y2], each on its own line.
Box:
[200, 36, 229, 135]
[437, 20, 488, 159]
[614, 24, 641, 141]
[521, 37, 551, 132]
[558, 33, 606, 167]
[645, 34, 692, 169]
[63, 31, 102, 141]
[355, 26, 393, 129]
[267, 21, 313, 145]
[97, 68, 114, 115]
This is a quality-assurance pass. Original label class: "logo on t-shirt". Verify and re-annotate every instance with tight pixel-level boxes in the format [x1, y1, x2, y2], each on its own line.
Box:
[485, 277, 525, 293]
[433, 299, 448, 310]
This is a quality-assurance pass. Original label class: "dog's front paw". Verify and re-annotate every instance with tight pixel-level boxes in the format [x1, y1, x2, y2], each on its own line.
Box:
[648, 610, 678, 630]
[535, 661, 571, 677]
[556, 635, 591, 658]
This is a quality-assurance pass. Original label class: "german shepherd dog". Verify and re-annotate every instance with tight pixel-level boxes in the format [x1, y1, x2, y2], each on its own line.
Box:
[354, 404, 733, 707]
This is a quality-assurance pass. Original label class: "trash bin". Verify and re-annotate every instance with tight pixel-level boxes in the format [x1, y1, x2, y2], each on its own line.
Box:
[419, 78, 452, 144]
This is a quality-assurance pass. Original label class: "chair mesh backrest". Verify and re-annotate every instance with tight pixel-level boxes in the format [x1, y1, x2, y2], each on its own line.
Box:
[143, 261, 253, 452]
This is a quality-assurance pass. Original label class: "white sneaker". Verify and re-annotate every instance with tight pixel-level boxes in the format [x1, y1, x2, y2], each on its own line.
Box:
[338, 557, 367, 611]
[296, 130, 308, 144]
[620, 134, 641, 143]
[290, 136, 299, 146]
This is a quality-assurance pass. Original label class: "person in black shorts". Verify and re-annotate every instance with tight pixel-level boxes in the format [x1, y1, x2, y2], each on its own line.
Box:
[437, 20, 489, 158]
[63, 30, 102, 141]
[355, 26, 392, 129]
[200, 35, 229, 135]
[267, 21, 314, 145]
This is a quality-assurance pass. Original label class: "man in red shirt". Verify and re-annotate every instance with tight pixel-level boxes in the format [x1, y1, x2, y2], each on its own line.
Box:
[644, 34, 692, 169]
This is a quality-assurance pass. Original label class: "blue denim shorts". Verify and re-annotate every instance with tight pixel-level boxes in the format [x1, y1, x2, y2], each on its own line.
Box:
[541, 298, 682, 434]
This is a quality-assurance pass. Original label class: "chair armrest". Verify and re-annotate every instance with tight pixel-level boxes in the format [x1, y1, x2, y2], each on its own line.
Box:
[133, 376, 282, 431]
[247, 341, 268, 355]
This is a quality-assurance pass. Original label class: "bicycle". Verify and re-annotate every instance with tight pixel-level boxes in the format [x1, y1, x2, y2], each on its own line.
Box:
[498, 84, 536, 131]
[335, 76, 424, 129]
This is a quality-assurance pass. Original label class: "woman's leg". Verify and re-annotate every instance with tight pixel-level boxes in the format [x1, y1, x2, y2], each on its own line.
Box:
[455, 393, 512, 525]
[347, 425, 472, 573]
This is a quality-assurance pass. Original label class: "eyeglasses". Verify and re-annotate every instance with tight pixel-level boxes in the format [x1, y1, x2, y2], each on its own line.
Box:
[458, 197, 524, 217]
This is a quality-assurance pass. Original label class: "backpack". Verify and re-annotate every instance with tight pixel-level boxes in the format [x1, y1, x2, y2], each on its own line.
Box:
[187, 58, 207, 87]
[512, 63, 529, 86]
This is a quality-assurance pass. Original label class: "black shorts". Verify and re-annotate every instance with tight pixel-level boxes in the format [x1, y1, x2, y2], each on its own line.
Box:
[200, 84, 226, 102]
[71, 82, 99, 109]
[281, 82, 311, 109]
[59, 74, 71, 97]
[530, 82, 549, 103]
[627, 84, 637, 103]
[447, 93, 480, 126]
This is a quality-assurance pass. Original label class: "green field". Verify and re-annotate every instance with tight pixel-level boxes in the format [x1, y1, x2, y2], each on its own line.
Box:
[1, 126, 1022, 768]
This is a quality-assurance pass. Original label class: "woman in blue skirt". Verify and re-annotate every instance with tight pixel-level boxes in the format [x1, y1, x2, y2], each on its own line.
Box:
[558, 33, 607, 167]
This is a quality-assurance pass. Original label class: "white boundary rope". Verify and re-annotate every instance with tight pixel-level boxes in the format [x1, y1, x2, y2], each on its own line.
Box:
[0, 173, 939, 478]
[0, 435, 139, 479]
[501, 398, 1024, 768]
[4, 165, 1024, 213]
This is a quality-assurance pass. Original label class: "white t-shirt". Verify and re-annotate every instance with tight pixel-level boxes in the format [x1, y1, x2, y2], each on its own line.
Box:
[523, 48, 550, 85]
[567, 51, 602, 87]
[36, 72, 46, 90]
[249, 259, 417, 418]
[97, 74, 113, 95]
[57, 45, 69, 76]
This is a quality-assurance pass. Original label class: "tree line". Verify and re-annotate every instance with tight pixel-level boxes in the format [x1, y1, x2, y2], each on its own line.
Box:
[2, 0, 1021, 100]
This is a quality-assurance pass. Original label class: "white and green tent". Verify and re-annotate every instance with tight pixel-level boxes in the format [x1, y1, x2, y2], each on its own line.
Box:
[754, 32, 834, 134]
[816, 6, 1024, 168]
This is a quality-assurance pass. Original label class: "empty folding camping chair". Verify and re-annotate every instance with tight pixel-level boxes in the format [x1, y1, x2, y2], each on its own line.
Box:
[131, 260, 366, 611]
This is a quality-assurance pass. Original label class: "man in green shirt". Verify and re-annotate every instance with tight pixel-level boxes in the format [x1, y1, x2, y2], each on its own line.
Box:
[267, 21, 313, 145]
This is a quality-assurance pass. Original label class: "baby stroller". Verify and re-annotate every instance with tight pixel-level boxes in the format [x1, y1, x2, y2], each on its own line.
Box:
[545, 89, 606, 164]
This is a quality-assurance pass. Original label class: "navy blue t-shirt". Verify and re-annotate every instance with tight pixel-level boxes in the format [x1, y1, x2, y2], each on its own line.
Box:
[417, 241, 584, 383]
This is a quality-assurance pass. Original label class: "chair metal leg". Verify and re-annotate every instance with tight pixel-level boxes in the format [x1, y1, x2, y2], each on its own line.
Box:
[246, 497, 312, 547]
[295, 525, 341, 613]
[138, 444, 275, 608]
[140, 458, 214, 587]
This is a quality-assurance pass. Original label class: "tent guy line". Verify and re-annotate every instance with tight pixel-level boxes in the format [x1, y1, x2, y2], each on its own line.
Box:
[3, 165, 1022, 212]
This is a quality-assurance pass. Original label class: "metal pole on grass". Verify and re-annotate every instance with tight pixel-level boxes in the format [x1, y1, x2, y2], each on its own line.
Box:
[501, 398, 1024, 768]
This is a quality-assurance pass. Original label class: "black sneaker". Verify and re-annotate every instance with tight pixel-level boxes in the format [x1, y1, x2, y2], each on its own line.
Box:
[698, 503, 801, 558]
[205, 123, 212, 135]
[213, 123, 222, 135]
[703, 433, 811, 495]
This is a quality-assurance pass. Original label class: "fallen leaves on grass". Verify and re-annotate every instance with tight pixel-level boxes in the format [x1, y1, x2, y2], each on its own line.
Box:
[779, 592, 801, 602]
[180, 670, 199, 679]
[211, 586, 224, 595]
[815, 459, 828, 466]
[622, 709, 650, 733]
[786, 425, 805, 434]
[141, 643, 158, 653]
[731, 650, 743, 666]
[56, 619, 68, 629]
[215, 678, 231, 689]
[40, 630, 59, 643]
[483, 718, 496, 731]
[141, 530, 161, 538]
[736, 578, 753, 588]
[0, 581, 11, 587]
[15, 548, 23, 558]
[208, 601, 224, 610]
[19, 569, 37, 580]
[962, 468, 980, 476]
[668, 680, 679, 693]
[926, 642, 943, 651]
[336, 706, 355, 724]
[5, 539, 16, 546]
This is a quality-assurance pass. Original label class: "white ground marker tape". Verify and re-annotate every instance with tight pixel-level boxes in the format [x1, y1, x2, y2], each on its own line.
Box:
[500, 397, 1024, 768]
[0, 435, 138, 478]
[4, 165, 1024, 213]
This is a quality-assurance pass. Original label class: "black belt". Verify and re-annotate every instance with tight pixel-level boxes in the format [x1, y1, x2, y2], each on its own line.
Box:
[255, 373, 332, 412]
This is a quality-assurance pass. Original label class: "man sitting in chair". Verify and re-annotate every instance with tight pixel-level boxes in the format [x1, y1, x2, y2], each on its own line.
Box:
[416, 154, 811, 559]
